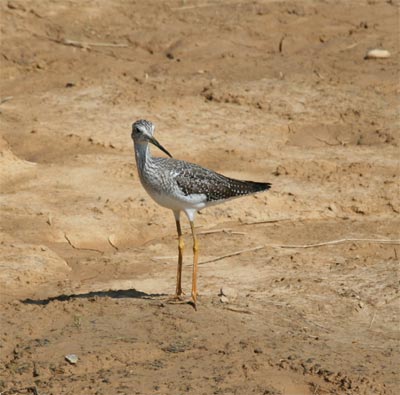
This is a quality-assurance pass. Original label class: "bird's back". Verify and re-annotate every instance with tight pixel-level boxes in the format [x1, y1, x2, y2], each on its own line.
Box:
[152, 157, 271, 203]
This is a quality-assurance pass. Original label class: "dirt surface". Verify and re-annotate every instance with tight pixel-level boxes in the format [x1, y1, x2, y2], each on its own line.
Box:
[0, 1, 399, 394]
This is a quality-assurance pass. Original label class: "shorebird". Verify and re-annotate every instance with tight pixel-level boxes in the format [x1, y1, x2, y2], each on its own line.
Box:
[131, 119, 271, 309]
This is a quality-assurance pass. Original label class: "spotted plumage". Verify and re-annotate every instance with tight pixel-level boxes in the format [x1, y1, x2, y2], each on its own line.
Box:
[171, 159, 271, 202]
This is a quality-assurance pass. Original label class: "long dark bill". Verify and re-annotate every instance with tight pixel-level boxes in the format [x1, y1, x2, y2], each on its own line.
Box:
[149, 137, 173, 158]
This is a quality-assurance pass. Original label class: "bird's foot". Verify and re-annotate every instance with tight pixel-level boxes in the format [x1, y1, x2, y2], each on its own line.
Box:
[190, 292, 197, 311]
[165, 293, 197, 310]
[165, 293, 186, 303]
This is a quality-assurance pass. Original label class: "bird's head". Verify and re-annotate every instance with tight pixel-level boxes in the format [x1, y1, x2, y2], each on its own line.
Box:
[131, 119, 172, 158]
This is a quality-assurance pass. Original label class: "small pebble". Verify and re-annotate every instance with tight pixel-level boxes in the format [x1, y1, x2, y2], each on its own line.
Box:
[220, 286, 237, 299]
[220, 295, 229, 304]
[364, 49, 391, 59]
[335, 257, 346, 265]
[327, 203, 339, 212]
[65, 354, 78, 364]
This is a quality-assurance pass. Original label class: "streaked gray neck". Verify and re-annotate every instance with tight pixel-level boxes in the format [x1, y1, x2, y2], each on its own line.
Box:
[134, 141, 152, 171]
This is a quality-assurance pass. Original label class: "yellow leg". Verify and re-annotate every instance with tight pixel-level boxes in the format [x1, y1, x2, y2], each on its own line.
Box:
[190, 221, 199, 309]
[175, 219, 184, 297]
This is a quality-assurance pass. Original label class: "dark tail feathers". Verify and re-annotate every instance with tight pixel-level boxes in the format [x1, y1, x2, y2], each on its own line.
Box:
[243, 180, 271, 194]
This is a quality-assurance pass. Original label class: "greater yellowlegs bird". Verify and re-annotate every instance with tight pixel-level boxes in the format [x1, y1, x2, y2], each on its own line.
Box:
[131, 119, 271, 309]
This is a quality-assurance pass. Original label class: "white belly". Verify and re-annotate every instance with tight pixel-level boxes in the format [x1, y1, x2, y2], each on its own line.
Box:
[144, 184, 207, 212]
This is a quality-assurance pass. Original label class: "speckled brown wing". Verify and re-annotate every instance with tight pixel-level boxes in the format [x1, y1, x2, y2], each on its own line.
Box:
[173, 160, 271, 202]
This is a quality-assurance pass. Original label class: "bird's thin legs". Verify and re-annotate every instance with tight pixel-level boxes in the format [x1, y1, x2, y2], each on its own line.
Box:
[175, 219, 184, 297]
[190, 220, 199, 309]
[167, 210, 198, 310]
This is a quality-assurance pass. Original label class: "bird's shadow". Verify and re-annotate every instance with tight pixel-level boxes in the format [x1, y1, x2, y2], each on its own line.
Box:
[22, 289, 165, 306]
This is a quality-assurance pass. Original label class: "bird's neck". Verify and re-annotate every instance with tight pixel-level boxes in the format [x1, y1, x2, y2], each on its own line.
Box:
[134, 141, 152, 170]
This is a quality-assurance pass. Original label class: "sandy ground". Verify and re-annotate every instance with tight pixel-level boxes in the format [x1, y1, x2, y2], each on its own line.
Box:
[0, 1, 399, 394]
